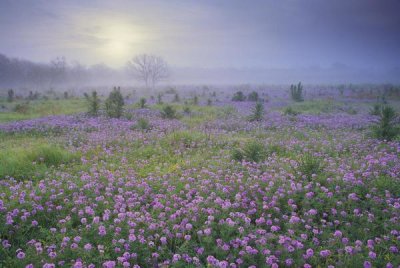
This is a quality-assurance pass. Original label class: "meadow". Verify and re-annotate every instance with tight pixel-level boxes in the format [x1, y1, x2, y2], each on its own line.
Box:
[0, 85, 399, 268]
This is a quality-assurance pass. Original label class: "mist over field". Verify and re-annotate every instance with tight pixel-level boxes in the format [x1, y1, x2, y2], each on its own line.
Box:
[1, 1, 400, 268]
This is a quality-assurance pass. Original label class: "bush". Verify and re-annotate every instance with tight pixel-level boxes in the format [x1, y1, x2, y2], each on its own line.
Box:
[372, 105, 399, 141]
[207, 99, 212, 106]
[7, 89, 14, 102]
[290, 82, 304, 102]
[232, 91, 246, 101]
[247, 91, 259, 102]
[157, 93, 163, 104]
[298, 153, 323, 179]
[173, 93, 180, 102]
[14, 102, 30, 114]
[192, 95, 199, 105]
[139, 97, 147, 108]
[369, 103, 382, 116]
[283, 106, 300, 116]
[87, 91, 100, 116]
[132, 118, 151, 131]
[161, 105, 177, 119]
[249, 102, 264, 121]
[231, 140, 266, 163]
[105, 87, 124, 118]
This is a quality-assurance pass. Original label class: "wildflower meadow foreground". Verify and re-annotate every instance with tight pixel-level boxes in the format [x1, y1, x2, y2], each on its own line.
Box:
[0, 87, 399, 268]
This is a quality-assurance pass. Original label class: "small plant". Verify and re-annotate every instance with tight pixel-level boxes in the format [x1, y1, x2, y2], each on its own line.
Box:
[132, 118, 151, 131]
[232, 91, 246, 101]
[231, 140, 266, 163]
[183, 106, 191, 115]
[290, 82, 304, 102]
[207, 99, 212, 106]
[173, 93, 180, 102]
[157, 93, 163, 104]
[249, 102, 264, 121]
[63, 91, 69, 99]
[193, 95, 199, 105]
[247, 91, 259, 102]
[7, 89, 14, 102]
[298, 153, 323, 179]
[87, 91, 100, 116]
[14, 102, 30, 114]
[370, 104, 382, 116]
[139, 97, 147, 108]
[372, 105, 399, 141]
[105, 87, 124, 118]
[161, 105, 177, 119]
[283, 106, 299, 116]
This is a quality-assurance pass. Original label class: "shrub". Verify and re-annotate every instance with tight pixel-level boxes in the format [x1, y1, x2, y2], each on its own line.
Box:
[298, 153, 323, 179]
[231, 140, 266, 163]
[161, 105, 177, 119]
[63, 91, 69, 99]
[232, 91, 246, 101]
[183, 106, 191, 115]
[173, 93, 180, 102]
[247, 91, 259, 102]
[132, 118, 151, 131]
[192, 95, 199, 105]
[207, 99, 212, 106]
[369, 103, 382, 116]
[157, 93, 163, 104]
[105, 87, 124, 118]
[14, 102, 30, 114]
[139, 97, 147, 108]
[290, 82, 304, 102]
[7, 89, 14, 102]
[87, 91, 100, 116]
[372, 105, 399, 141]
[283, 106, 300, 116]
[249, 102, 264, 121]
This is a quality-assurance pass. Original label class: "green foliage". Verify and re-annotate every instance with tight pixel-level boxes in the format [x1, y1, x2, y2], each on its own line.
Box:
[161, 105, 178, 119]
[173, 93, 180, 102]
[283, 106, 300, 116]
[247, 91, 259, 102]
[7, 89, 14, 102]
[132, 118, 151, 131]
[87, 91, 100, 116]
[183, 106, 191, 115]
[297, 153, 323, 179]
[372, 105, 399, 141]
[192, 95, 199, 105]
[14, 102, 30, 114]
[157, 93, 163, 104]
[139, 97, 147, 108]
[232, 91, 246, 101]
[290, 82, 304, 102]
[249, 101, 264, 121]
[0, 143, 79, 180]
[231, 140, 266, 162]
[370, 103, 382, 116]
[105, 87, 124, 118]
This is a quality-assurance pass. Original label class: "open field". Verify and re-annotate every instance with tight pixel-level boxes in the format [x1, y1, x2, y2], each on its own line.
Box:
[0, 86, 399, 267]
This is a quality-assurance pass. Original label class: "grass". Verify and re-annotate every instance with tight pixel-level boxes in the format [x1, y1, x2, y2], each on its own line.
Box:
[281, 100, 343, 115]
[0, 136, 80, 180]
[0, 98, 87, 123]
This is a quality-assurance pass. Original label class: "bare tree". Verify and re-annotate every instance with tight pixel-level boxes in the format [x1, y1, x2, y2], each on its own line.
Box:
[127, 54, 169, 90]
[50, 56, 67, 86]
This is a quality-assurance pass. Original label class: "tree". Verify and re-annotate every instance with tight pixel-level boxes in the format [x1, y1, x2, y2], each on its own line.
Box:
[126, 54, 169, 90]
[290, 82, 304, 102]
[105, 87, 124, 118]
[86, 91, 100, 116]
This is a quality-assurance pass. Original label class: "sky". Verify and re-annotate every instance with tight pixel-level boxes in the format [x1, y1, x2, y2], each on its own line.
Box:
[1, 0, 400, 69]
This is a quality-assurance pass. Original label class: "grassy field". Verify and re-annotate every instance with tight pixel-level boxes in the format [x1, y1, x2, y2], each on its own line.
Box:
[0, 91, 399, 267]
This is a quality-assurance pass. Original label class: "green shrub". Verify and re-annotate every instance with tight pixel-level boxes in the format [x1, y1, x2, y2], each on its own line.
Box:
[369, 103, 382, 116]
[207, 99, 212, 106]
[87, 91, 100, 116]
[161, 105, 177, 119]
[232, 91, 246, 101]
[283, 106, 300, 116]
[139, 97, 147, 108]
[247, 91, 259, 102]
[290, 82, 304, 102]
[249, 102, 264, 121]
[132, 118, 151, 131]
[372, 105, 399, 141]
[14, 102, 30, 114]
[173, 93, 180, 102]
[7, 89, 14, 102]
[105, 87, 124, 118]
[298, 153, 323, 179]
[231, 140, 266, 163]
[157, 93, 163, 104]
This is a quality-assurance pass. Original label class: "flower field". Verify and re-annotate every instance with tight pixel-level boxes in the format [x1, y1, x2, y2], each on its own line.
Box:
[0, 90, 399, 268]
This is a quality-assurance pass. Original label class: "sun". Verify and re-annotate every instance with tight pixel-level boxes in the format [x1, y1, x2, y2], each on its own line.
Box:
[95, 20, 148, 66]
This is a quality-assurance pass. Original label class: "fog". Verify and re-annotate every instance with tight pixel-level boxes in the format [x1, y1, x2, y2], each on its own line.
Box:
[1, 0, 400, 89]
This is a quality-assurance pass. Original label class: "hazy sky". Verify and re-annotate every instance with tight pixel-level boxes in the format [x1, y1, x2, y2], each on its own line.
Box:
[1, 0, 399, 69]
